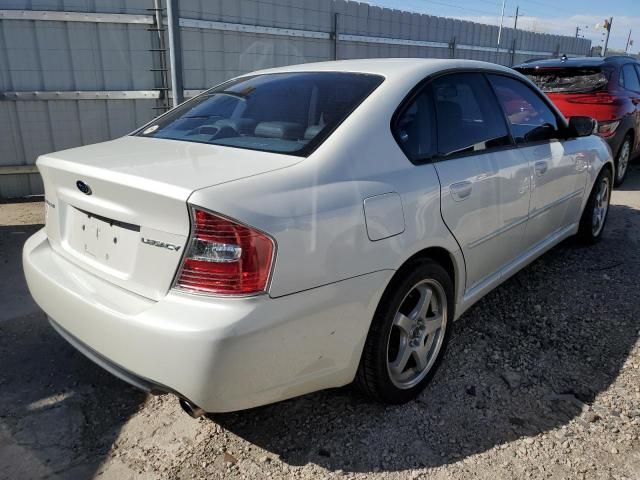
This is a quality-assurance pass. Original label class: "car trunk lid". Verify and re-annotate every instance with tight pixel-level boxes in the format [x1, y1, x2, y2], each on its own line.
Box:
[38, 136, 301, 300]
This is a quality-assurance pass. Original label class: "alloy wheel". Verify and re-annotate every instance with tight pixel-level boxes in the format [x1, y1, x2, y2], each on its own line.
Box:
[386, 279, 447, 389]
[592, 175, 610, 237]
[617, 140, 630, 183]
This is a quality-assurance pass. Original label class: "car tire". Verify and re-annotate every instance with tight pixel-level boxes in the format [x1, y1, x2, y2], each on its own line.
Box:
[577, 167, 612, 244]
[614, 134, 632, 187]
[356, 258, 453, 404]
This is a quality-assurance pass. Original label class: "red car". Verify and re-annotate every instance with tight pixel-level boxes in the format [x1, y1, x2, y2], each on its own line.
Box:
[515, 56, 640, 186]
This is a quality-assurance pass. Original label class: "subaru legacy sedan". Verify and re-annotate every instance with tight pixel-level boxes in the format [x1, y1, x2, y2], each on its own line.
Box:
[24, 59, 612, 415]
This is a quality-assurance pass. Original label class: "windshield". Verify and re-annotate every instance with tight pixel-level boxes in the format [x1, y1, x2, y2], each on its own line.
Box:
[135, 72, 384, 156]
[517, 67, 610, 93]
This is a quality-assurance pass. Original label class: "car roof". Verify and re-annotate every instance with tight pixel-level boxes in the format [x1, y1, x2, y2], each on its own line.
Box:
[246, 58, 518, 80]
[514, 56, 638, 70]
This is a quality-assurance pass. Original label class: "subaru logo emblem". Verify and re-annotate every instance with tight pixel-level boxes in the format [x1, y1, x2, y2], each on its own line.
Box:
[76, 180, 92, 195]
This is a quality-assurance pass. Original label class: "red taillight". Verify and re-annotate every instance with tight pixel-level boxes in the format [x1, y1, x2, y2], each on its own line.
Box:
[174, 208, 275, 295]
[566, 93, 620, 105]
[597, 120, 620, 138]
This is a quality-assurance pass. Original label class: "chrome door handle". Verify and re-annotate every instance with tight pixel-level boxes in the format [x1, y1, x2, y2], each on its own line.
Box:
[534, 160, 548, 176]
[450, 181, 472, 201]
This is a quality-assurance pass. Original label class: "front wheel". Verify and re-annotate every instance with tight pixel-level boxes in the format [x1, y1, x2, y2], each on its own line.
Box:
[577, 168, 612, 244]
[356, 259, 453, 404]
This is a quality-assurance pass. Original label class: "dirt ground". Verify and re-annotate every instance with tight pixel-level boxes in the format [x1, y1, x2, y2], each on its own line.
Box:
[1, 167, 639, 480]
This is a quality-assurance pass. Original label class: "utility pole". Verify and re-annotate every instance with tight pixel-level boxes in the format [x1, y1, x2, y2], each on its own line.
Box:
[625, 29, 632, 53]
[602, 17, 613, 57]
[166, 0, 183, 107]
[495, 0, 506, 62]
[575, 26, 580, 38]
[510, 6, 519, 67]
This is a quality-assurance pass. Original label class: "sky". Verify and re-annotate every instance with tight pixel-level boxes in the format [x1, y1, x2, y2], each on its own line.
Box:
[362, 0, 639, 53]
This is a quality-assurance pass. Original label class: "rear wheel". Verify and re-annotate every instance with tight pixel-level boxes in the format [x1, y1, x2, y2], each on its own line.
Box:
[614, 135, 631, 187]
[577, 167, 612, 244]
[356, 259, 453, 404]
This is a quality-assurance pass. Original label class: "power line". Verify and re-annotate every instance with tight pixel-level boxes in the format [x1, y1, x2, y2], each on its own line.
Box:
[516, 0, 580, 16]
[417, 0, 504, 17]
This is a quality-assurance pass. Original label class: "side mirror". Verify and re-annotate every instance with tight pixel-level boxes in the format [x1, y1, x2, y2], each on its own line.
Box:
[568, 116, 597, 137]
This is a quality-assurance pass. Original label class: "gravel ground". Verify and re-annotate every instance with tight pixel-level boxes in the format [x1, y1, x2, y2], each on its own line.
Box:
[1, 166, 639, 480]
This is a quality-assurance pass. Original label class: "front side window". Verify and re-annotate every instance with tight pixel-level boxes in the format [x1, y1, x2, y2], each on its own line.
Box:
[136, 72, 383, 156]
[431, 73, 511, 157]
[488, 74, 561, 144]
[621, 64, 640, 92]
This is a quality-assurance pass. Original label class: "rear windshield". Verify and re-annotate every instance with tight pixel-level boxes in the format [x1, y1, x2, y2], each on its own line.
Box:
[135, 72, 383, 156]
[517, 67, 610, 93]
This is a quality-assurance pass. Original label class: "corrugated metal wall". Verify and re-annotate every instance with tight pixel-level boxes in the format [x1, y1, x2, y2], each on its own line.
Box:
[0, 0, 162, 197]
[0, 0, 592, 198]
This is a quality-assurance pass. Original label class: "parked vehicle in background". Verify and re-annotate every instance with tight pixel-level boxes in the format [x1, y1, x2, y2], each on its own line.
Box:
[514, 56, 640, 186]
[23, 59, 613, 415]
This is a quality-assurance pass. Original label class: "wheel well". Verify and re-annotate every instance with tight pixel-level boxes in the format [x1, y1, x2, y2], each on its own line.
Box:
[620, 128, 635, 154]
[395, 247, 458, 298]
[627, 128, 635, 145]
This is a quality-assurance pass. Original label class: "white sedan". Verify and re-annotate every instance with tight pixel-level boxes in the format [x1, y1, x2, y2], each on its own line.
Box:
[23, 59, 613, 415]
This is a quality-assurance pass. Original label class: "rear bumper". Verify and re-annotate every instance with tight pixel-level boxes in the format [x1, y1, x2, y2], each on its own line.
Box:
[23, 228, 393, 412]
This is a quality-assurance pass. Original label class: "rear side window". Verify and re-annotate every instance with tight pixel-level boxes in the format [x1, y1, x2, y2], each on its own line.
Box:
[519, 67, 609, 93]
[620, 64, 640, 92]
[431, 73, 511, 156]
[136, 72, 383, 156]
[488, 74, 561, 144]
[394, 91, 436, 161]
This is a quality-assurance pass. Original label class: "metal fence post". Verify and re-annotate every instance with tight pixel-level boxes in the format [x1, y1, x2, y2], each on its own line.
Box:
[449, 36, 456, 58]
[166, 0, 183, 106]
[332, 13, 339, 60]
[149, 0, 170, 111]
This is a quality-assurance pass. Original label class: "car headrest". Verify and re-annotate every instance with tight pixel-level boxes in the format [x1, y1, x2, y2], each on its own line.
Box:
[437, 101, 463, 125]
[213, 118, 257, 135]
[254, 121, 304, 140]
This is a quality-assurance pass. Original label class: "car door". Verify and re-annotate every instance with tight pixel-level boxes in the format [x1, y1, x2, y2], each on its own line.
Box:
[425, 73, 531, 293]
[626, 64, 640, 153]
[487, 74, 588, 251]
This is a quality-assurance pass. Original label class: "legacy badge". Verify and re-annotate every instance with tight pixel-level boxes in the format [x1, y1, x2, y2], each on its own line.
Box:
[141, 237, 182, 251]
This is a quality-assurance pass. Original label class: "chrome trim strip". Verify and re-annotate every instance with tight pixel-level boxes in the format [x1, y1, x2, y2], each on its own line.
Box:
[528, 188, 583, 221]
[0, 9, 153, 24]
[463, 222, 577, 304]
[0, 165, 39, 175]
[466, 188, 583, 250]
[338, 33, 449, 49]
[467, 214, 529, 249]
[0, 90, 160, 101]
[179, 17, 331, 40]
[338, 34, 556, 56]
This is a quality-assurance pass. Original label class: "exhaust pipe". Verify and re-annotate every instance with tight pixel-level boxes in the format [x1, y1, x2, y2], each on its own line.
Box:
[179, 398, 206, 418]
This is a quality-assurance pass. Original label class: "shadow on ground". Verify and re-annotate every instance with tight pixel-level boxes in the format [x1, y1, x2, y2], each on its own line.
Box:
[212, 175, 640, 472]
[0, 224, 146, 479]
[1, 167, 639, 477]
